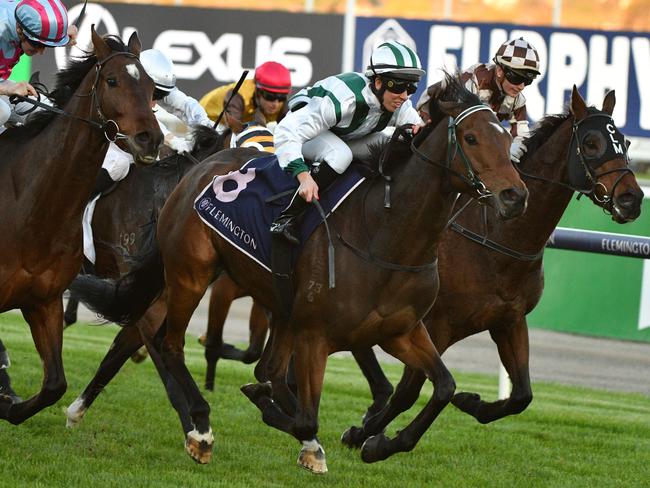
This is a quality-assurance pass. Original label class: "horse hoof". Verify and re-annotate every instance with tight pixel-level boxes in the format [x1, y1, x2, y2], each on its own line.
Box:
[297, 441, 327, 474]
[451, 392, 481, 414]
[198, 335, 207, 347]
[340, 425, 366, 449]
[130, 347, 148, 364]
[240, 382, 272, 404]
[360, 433, 392, 463]
[185, 428, 214, 464]
[65, 397, 87, 428]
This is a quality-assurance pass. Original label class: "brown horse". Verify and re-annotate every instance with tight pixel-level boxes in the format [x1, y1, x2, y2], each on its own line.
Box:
[338, 87, 643, 450]
[70, 75, 528, 469]
[0, 29, 161, 424]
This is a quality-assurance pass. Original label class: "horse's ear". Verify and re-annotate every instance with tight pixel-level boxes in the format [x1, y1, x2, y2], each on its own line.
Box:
[91, 25, 111, 62]
[127, 31, 142, 57]
[602, 90, 616, 115]
[569, 85, 588, 120]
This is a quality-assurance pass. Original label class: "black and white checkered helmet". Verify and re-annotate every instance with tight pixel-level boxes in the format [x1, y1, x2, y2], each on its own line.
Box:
[494, 38, 541, 75]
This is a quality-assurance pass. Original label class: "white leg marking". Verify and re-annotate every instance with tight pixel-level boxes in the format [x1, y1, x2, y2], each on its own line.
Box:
[65, 396, 87, 428]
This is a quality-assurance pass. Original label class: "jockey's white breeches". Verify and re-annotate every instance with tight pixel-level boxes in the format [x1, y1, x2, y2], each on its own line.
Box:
[302, 129, 393, 174]
[0, 95, 53, 127]
[102, 143, 134, 182]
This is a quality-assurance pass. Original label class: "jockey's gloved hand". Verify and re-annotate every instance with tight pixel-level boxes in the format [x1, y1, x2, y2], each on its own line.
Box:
[510, 140, 527, 163]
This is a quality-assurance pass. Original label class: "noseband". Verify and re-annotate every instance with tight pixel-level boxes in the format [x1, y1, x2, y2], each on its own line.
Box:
[411, 104, 495, 199]
[516, 112, 633, 214]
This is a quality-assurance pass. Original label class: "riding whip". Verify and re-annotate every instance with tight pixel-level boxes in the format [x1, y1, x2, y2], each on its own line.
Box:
[212, 70, 249, 130]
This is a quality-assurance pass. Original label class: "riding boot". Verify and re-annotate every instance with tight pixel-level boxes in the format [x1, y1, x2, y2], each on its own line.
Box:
[270, 162, 340, 245]
[0, 340, 19, 401]
[90, 168, 116, 200]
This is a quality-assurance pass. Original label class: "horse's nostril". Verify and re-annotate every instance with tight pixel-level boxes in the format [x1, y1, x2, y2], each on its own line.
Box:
[499, 188, 523, 205]
[617, 191, 640, 209]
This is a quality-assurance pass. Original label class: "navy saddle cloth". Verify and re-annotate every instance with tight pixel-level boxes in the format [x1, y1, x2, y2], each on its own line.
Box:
[194, 154, 366, 271]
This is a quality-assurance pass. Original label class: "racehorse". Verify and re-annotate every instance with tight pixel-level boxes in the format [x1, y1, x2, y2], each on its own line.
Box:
[197, 87, 643, 447]
[0, 29, 161, 424]
[337, 87, 643, 450]
[70, 74, 528, 469]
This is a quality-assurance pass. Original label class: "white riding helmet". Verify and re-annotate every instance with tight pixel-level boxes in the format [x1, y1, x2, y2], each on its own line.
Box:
[365, 40, 425, 82]
[140, 49, 176, 92]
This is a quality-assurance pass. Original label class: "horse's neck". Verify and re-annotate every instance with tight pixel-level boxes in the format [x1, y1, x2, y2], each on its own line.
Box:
[490, 119, 576, 253]
[360, 128, 457, 265]
[26, 90, 109, 224]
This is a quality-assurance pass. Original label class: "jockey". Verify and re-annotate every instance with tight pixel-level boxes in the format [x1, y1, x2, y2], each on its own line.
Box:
[0, 0, 77, 127]
[93, 48, 213, 195]
[418, 37, 541, 164]
[199, 60, 291, 133]
[270, 40, 425, 245]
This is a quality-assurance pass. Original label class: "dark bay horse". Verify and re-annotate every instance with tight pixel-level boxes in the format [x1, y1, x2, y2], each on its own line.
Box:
[70, 75, 528, 469]
[0, 29, 161, 424]
[64, 127, 225, 430]
[338, 87, 643, 450]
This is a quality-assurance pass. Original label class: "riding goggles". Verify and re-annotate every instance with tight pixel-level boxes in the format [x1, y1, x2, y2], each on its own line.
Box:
[503, 67, 536, 86]
[258, 90, 287, 102]
[24, 35, 46, 50]
[383, 78, 418, 95]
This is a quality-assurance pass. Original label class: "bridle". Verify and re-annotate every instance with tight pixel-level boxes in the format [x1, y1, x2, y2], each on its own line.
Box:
[411, 104, 495, 199]
[10, 51, 139, 143]
[514, 112, 633, 214]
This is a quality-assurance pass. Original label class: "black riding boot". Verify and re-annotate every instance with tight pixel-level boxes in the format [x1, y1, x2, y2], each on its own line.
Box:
[270, 162, 340, 245]
[90, 168, 116, 200]
[0, 340, 19, 401]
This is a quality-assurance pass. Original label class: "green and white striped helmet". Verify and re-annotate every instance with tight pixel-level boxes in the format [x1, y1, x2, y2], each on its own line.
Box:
[365, 40, 425, 81]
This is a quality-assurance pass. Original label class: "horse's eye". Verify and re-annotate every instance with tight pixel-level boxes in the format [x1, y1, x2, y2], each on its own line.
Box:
[106, 78, 118, 87]
[464, 134, 477, 145]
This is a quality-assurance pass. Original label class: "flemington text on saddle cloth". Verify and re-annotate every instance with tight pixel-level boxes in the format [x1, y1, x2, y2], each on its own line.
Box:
[193, 154, 366, 271]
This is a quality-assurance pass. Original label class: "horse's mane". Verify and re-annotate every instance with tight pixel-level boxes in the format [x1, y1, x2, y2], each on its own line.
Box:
[363, 71, 481, 173]
[190, 125, 227, 160]
[2, 36, 129, 141]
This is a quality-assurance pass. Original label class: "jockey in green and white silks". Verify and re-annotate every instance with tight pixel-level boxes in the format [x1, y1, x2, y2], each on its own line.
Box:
[271, 40, 425, 245]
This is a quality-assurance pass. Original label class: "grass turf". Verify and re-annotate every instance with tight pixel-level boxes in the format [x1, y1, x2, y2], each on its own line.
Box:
[0, 312, 648, 487]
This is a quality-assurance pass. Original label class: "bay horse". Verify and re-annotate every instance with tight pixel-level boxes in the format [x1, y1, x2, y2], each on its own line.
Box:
[338, 87, 643, 450]
[70, 75, 528, 469]
[0, 28, 161, 424]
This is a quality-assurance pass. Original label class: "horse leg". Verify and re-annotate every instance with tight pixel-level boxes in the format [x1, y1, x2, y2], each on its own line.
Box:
[242, 329, 329, 474]
[341, 366, 426, 449]
[360, 321, 456, 463]
[162, 273, 215, 464]
[0, 340, 21, 402]
[452, 317, 532, 423]
[0, 301, 67, 424]
[66, 325, 144, 427]
[241, 300, 269, 364]
[63, 295, 79, 328]
[203, 283, 229, 390]
[351, 348, 394, 422]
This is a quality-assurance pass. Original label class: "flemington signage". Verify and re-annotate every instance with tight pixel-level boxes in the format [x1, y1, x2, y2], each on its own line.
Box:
[31, 2, 344, 99]
[356, 17, 650, 139]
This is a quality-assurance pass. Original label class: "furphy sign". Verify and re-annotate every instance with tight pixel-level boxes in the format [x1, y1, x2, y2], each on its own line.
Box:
[356, 18, 650, 139]
[31, 2, 343, 99]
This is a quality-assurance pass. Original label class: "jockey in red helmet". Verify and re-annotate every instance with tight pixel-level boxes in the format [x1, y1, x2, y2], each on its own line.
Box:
[0, 0, 77, 126]
[199, 60, 292, 133]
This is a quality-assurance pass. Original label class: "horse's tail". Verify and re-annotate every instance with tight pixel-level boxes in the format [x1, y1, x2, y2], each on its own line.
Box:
[69, 243, 165, 326]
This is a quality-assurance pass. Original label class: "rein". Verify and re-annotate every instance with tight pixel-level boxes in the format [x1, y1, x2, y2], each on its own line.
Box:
[449, 112, 633, 261]
[10, 51, 138, 143]
[337, 104, 493, 273]
[411, 104, 494, 199]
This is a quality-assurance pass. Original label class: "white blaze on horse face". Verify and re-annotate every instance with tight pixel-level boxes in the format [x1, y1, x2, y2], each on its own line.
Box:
[489, 121, 507, 134]
[126, 63, 140, 81]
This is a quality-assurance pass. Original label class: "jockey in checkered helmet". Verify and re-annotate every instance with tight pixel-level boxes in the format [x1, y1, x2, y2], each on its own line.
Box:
[493, 37, 541, 87]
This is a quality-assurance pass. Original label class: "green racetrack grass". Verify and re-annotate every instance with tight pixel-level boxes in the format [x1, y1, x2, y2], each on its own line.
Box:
[0, 312, 649, 487]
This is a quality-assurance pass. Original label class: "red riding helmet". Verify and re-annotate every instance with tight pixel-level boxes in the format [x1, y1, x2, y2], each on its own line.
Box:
[254, 61, 291, 94]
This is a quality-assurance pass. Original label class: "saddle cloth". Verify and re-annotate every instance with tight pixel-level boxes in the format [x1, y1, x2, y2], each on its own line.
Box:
[193, 154, 365, 271]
